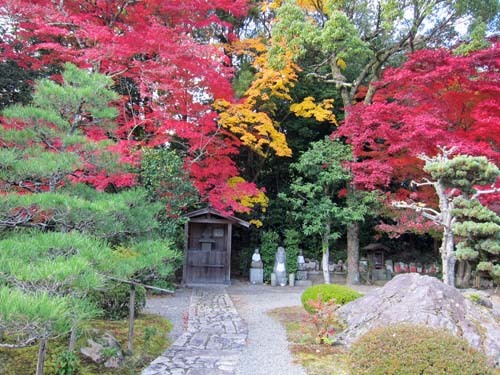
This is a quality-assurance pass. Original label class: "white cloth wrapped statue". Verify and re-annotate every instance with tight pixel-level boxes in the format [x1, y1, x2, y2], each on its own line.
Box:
[273, 246, 287, 286]
[251, 248, 263, 269]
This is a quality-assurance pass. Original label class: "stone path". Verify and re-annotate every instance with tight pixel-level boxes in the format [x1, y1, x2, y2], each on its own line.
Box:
[142, 287, 248, 375]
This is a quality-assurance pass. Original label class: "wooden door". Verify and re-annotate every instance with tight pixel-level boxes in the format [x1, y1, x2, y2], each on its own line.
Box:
[186, 223, 227, 284]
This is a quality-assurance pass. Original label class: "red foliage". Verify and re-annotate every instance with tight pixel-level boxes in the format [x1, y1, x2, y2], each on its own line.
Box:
[336, 44, 500, 233]
[338, 45, 500, 185]
[1, 0, 263, 212]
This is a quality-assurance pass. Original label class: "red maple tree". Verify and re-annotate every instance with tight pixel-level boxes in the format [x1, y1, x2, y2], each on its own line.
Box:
[1, 0, 266, 213]
[338, 43, 500, 193]
[337, 43, 500, 232]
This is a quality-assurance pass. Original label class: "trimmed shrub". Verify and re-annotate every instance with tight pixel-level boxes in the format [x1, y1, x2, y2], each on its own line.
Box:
[301, 284, 362, 313]
[349, 324, 494, 375]
[260, 231, 280, 281]
[88, 281, 146, 320]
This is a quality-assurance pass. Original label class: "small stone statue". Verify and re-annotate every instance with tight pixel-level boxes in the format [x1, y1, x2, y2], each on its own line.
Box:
[250, 248, 264, 284]
[297, 249, 305, 271]
[273, 246, 287, 286]
[337, 259, 345, 272]
[251, 248, 263, 269]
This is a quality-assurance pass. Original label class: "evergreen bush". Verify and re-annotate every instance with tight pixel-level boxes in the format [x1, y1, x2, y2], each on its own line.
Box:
[260, 230, 280, 281]
[349, 324, 494, 375]
[284, 229, 300, 275]
[88, 281, 146, 320]
[301, 284, 362, 313]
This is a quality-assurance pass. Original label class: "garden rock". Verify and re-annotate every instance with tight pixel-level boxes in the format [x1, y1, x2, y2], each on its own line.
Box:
[80, 339, 105, 363]
[461, 289, 494, 309]
[80, 332, 124, 368]
[336, 273, 500, 366]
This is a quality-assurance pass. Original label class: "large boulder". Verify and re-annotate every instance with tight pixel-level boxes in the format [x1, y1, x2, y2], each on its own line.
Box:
[337, 273, 500, 366]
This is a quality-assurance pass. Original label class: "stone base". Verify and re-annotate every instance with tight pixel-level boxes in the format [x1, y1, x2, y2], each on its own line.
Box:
[249, 268, 263, 284]
[295, 280, 312, 287]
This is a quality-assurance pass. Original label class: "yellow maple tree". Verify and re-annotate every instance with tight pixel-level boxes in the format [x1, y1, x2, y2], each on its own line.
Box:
[290, 96, 337, 124]
[215, 38, 297, 158]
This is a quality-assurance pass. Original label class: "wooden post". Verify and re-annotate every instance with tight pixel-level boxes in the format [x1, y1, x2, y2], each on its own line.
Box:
[183, 221, 189, 285]
[127, 284, 136, 354]
[68, 319, 78, 352]
[226, 223, 232, 284]
[36, 337, 47, 375]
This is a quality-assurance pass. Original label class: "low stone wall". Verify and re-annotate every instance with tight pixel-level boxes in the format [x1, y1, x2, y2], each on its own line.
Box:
[307, 271, 347, 285]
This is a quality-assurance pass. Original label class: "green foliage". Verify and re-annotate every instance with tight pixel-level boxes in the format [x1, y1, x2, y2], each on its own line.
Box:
[301, 284, 362, 313]
[1, 63, 122, 192]
[141, 147, 199, 242]
[0, 60, 35, 110]
[467, 293, 482, 304]
[284, 229, 300, 275]
[0, 187, 165, 244]
[424, 155, 499, 195]
[453, 195, 500, 280]
[282, 138, 378, 248]
[269, 0, 372, 71]
[88, 281, 146, 320]
[349, 324, 494, 375]
[0, 287, 74, 340]
[454, 22, 491, 55]
[141, 148, 199, 214]
[260, 230, 280, 281]
[53, 350, 80, 375]
[0, 231, 111, 291]
[113, 240, 181, 283]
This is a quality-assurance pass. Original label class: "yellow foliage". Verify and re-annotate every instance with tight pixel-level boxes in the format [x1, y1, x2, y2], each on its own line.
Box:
[296, 0, 326, 12]
[290, 97, 337, 124]
[249, 219, 264, 228]
[269, 0, 325, 11]
[216, 39, 296, 158]
[337, 58, 347, 70]
[113, 245, 139, 258]
[214, 100, 291, 157]
[227, 176, 269, 217]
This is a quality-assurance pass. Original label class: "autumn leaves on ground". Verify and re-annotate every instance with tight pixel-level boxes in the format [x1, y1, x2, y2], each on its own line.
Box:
[0, 0, 499, 374]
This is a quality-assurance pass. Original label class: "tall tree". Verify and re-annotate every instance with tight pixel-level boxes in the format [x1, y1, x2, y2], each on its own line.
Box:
[339, 44, 500, 286]
[268, 0, 499, 283]
[0, 0, 279, 213]
[281, 138, 377, 283]
[393, 149, 499, 287]
[1, 63, 132, 192]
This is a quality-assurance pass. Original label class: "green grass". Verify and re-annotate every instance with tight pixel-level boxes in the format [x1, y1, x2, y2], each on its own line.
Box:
[0, 313, 171, 375]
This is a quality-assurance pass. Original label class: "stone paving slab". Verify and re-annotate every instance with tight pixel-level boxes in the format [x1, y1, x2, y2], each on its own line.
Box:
[142, 287, 248, 375]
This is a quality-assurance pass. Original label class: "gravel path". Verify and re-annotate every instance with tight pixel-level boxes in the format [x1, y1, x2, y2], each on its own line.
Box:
[228, 282, 307, 375]
[143, 282, 382, 375]
[144, 288, 192, 343]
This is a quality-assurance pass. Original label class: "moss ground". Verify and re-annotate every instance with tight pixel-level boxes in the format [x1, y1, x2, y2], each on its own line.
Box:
[0, 313, 171, 375]
[269, 306, 500, 375]
[268, 306, 349, 375]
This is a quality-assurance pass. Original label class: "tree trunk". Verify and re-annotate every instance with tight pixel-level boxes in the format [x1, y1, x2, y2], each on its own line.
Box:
[36, 338, 47, 375]
[322, 221, 331, 284]
[456, 260, 465, 288]
[463, 261, 472, 287]
[346, 222, 360, 285]
[441, 226, 456, 287]
[127, 284, 136, 354]
[436, 182, 455, 287]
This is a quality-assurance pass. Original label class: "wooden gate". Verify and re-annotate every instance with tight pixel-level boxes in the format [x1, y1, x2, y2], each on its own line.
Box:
[185, 222, 229, 284]
[183, 208, 249, 285]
